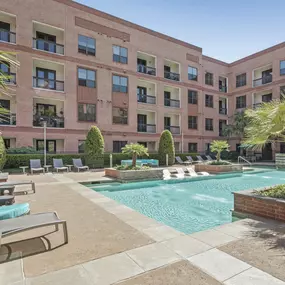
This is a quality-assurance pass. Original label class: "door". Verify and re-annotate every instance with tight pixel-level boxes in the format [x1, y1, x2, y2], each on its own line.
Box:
[0, 21, 10, 42]
[164, 117, 171, 130]
[137, 86, 147, 103]
[36, 140, 56, 153]
[164, 91, 171, 106]
[36, 104, 56, 116]
[137, 114, 147, 132]
[262, 69, 272, 84]
[36, 31, 56, 53]
[262, 143, 273, 161]
[36, 68, 56, 90]
[137, 58, 147, 73]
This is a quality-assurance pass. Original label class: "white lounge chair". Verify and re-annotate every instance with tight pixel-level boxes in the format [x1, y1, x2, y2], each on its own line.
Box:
[72, 158, 89, 172]
[186, 167, 210, 177]
[30, 159, 45, 175]
[163, 169, 172, 180]
[175, 168, 185, 178]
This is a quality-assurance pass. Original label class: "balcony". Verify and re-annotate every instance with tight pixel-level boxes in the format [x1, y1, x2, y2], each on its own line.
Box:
[164, 114, 180, 134]
[253, 75, 272, 87]
[0, 12, 16, 44]
[219, 108, 227, 115]
[253, 66, 272, 87]
[137, 123, 156, 133]
[252, 91, 272, 108]
[33, 22, 64, 55]
[33, 114, 64, 128]
[137, 111, 156, 133]
[219, 97, 228, 115]
[164, 98, 180, 108]
[164, 59, 180, 81]
[0, 98, 16, 125]
[0, 111, 16, 125]
[137, 95, 156, 104]
[165, 125, 180, 134]
[164, 71, 180, 81]
[219, 76, 227, 93]
[137, 52, 156, 76]
[137, 80, 156, 104]
[164, 86, 180, 108]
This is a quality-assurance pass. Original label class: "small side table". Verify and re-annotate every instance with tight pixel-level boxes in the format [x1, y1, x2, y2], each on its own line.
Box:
[44, 165, 52, 173]
[19, 166, 29, 174]
[66, 165, 73, 172]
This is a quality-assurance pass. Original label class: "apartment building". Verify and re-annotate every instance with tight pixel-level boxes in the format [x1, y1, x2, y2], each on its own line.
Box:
[0, 0, 285, 159]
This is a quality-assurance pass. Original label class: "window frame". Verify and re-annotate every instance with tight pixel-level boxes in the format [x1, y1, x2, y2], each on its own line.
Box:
[78, 103, 96, 122]
[236, 73, 247, 88]
[78, 34, 96, 56]
[188, 143, 198, 153]
[188, 90, 198, 104]
[113, 45, 128, 64]
[205, 118, 214, 131]
[205, 94, 214, 108]
[36, 139, 56, 153]
[280, 60, 285, 76]
[112, 107, 128, 125]
[112, 75, 128, 93]
[78, 68, 96, 88]
[188, 116, 198, 129]
[236, 95, 246, 109]
[113, 141, 127, 153]
[188, 66, 198, 81]
[205, 72, 213, 86]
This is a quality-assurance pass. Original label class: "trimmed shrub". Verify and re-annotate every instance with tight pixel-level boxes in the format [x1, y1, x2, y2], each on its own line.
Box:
[158, 130, 175, 165]
[84, 126, 104, 168]
[7, 146, 40, 154]
[0, 136, 6, 170]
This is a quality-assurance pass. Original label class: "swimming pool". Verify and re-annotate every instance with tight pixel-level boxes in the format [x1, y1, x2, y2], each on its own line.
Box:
[87, 168, 285, 234]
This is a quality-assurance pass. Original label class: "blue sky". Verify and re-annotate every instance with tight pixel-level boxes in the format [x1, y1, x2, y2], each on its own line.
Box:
[75, 0, 284, 62]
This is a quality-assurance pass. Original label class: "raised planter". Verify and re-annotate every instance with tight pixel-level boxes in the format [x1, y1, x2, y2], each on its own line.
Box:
[195, 163, 242, 174]
[233, 189, 285, 222]
[105, 168, 163, 181]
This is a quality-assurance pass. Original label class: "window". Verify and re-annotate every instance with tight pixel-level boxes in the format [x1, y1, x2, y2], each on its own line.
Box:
[113, 141, 127, 153]
[188, 116, 198, 129]
[3, 139, 10, 149]
[188, 90, 198, 104]
[0, 62, 15, 84]
[78, 140, 85, 153]
[280, 60, 285, 75]
[281, 86, 285, 100]
[35, 68, 56, 90]
[205, 94, 214, 108]
[138, 141, 147, 148]
[112, 75, 128, 93]
[236, 95, 246, 109]
[78, 104, 96, 122]
[113, 107, 128, 124]
[113, 45, 128, 64]
[236, 73, 247, 87]
[78, 35, 96, 56]
[188, 66, 198, 81]
[205, 118, 213, 131]
[78, 68, 96, 88]
[188, 143, 197, 153]
[205, 72, 213, 86]
[36, 140, 56, 153]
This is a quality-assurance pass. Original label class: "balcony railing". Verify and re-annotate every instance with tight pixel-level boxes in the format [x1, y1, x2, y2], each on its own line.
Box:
[0, 29, 16, 43]
[113, 116, 128, 124]
[165, 125, 180, 134]
[219, 108, 227, 115]
[164, 98, 180, 108]
[164, 71, 180, 81]
[78, 113, 96, 122]
[137, 64, 156, 76]
[219, 86, 227, 93]
[0, 112, 16, 125]
[137, 123, 156, 133]
[137, 94, 156, 104]
[33, 114, 64, 128]
[253, 74, 272, 87]
[33, 77, 64, 91]
[33, 38, 64, 55]
[3, 72, 16, 84]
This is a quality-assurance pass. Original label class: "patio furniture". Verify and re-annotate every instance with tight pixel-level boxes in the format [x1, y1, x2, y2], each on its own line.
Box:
[0, 203, 30, 220]
[53, 159, 68, 173]
[0, 211, 68, 247]
[0, 185, 15, 195]
[44, 165, 52, 172]
[19, 166, 29, 174]
[196, 155, 206, 163]
[163, 169, 184, 179]
[186, 168, 210, 177]
[175, 156, 191, 165]
[0, 181, 36, 194]
[30, 159, 45, 175]
[0, 173, 8, 182]
[72, 158, 89, 172]
[175, 168, 185, 178]
[186, 156, 201, 164]
[66, 164, 73, 172]
[0, 196, 15, 206]
[206, 155, 213, 161]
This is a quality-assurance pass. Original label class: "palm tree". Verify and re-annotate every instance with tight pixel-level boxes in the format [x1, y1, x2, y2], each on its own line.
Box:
[210, 140, 229, 162]
[242, 100, 285, 150]
[121, 143, 149, 167]
[223, 111, 248, 138]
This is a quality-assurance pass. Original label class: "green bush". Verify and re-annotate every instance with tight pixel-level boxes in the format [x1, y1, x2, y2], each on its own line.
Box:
[0, 136, 6, 170]
[158, 130, 175, 165]
[221, 151, 239, 161]
[258, 185, 285, 199]
[7, 146, 40, 154]
[84, 126, 105, 168]
[207, 161, 232, 165]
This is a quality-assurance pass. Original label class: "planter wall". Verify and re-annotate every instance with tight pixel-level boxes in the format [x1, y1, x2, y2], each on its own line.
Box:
[105, 168, 163, 181]
[234, 190, 285, 222]
[195, 164, 243, 174]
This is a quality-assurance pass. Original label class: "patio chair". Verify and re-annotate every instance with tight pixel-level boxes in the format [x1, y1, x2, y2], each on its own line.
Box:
[175, 168, 185, 178]
[186, 168, 210, 177]
[53, 159, 68, 173]
[206, 155, 213, 161]
[0, 211, 68, 247]
[163, 169, 184, 179]
[0, 181, 36, 194]
[196, 155, 206, 163]
[175, 156, 191, 165]
[30, 159, 45, 175]
[72, 158, 89, 172]
[186, 156, 201, 164]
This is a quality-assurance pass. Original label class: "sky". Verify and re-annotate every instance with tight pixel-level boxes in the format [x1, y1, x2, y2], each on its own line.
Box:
[75, 0, 284, 63]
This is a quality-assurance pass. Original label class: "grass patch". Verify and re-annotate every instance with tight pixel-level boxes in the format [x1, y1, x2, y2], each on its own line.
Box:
[258, 184, 285, 199]
[207, 160, 232, 165]
[115, 165, 150, 171]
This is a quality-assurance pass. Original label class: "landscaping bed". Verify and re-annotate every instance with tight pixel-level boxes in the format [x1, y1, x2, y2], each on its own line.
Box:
[195, 162, 243, 174]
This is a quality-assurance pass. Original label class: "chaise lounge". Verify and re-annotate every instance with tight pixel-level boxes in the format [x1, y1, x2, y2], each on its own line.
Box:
[175, 156, 191, 165]
[53, 159, 68, 173]
[72, 158, 89, 172]
[30, 159, 45, 175]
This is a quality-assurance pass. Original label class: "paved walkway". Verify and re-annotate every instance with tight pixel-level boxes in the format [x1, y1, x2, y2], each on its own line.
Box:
[1, 171, 285, 285]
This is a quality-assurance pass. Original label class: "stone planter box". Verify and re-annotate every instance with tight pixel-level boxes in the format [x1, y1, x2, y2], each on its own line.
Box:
[105, 168, 163, 181]
[195, 163, 243, 174]
[233, 189, 285, 222]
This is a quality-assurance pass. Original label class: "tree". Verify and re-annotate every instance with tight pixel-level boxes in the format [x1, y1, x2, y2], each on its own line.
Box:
[210, 140, 229, 162]
[222, 111, 248, 139]
[158, 130, 175, 165]
[121, 143, 149, 167]
[84, 126, 104, 167]
[0, 135, 7, 170]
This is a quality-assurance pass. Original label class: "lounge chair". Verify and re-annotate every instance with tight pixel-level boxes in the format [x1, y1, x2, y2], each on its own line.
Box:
[175, 168, 185, 178]
[163, 169, 184, 179]
[30, 159, 45, 175]
[72, 158, 89, 172]
[53, 159, 68, 173]
[206, 155, 213, 161]
[0, 203, 30, 220]
[186, 156, 201, 164]
[196, 155, 206, 163]
[186, 167, 210, 176]
[0, 211, 68, 247]
[0, 181, 36, 194]
[175, 156, 191, 165]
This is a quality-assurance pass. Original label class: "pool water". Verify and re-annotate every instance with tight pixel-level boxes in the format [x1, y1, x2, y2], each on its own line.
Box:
[87, 169, 285, 234]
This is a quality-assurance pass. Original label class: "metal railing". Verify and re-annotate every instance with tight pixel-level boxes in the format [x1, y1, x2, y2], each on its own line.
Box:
[78, 113, 96, 122]
[164, 71, 180, 81]
[33, 38, 64, 55]
[0, 29, 16, 43]
[238, 156, 252, 166]
[164, 98, 180, 108]
[4, 72, 16, 84]
[137, 64, 156, 76]
[165, 125, 180, 134]
[137, 123, 156, 133]
[253, 74, 272, 87]
[219, 86, 227, 93]
[33, 77, 64, 91]
[113, 116, 128, 124]
[219, 108, 227, 115]
[0, 112, 16, 125]
[33, 114, 64, 128]
[137, 94, 156, 104]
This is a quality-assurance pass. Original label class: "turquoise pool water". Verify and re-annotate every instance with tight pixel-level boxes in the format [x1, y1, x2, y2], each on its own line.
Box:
[87, 169, 285, 234]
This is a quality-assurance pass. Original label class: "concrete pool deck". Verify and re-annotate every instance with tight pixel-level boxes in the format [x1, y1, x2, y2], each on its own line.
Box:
[1, 171, 285, 284]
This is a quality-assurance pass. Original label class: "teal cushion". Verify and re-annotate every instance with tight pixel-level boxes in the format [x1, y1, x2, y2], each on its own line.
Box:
[0, 203, 30, 220]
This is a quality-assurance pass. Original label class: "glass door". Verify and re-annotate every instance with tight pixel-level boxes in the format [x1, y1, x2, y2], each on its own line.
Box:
[137, 114, 147, 132]
[137, 86, 147, 103]
[36, 68, 56, 90]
